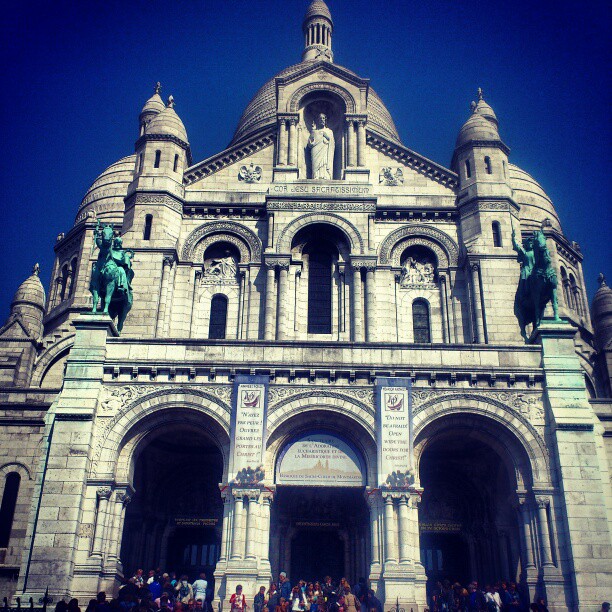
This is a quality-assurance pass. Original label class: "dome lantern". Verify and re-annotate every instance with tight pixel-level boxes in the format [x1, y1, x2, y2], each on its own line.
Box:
[302, 0, 334, 62]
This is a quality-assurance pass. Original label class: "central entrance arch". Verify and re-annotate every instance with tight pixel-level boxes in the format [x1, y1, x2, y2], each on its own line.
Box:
[269, 422, 373, 584]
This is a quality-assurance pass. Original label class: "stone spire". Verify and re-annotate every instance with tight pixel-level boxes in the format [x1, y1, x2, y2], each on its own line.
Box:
[302, 0, 334, 63]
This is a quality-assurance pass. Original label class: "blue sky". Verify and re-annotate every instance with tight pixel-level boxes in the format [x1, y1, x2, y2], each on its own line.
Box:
[0, 0, 610, 318]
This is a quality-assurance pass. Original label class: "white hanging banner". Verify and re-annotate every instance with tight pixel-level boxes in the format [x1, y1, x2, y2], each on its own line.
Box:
[375, 377, 414, 488]
[229, 375, 268, 485]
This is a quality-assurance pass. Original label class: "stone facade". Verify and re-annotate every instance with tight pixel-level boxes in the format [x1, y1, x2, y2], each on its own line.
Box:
[0, 2, 611, 611]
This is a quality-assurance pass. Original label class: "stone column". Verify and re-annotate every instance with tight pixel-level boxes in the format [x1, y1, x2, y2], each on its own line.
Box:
[357, 120, 367, 167]
[536, 496, 554, 567]
[470, 263, 486, 343]
[518, 499, 536, 570]
[366, 492, 381, 569]
[264, 264, 276, 341]
[288, 118, 297, 166]
[51, 276, 62, 308]
[230, 493, 245, 560]
[347, 119, 356, 167]
[156, 256, 173, 337]
[383, 493, 398, 564]
[106, 491, 132, 566]
[91, 486, 112, 558]
[352, 265, 364, 342]
[64, 270, 74, 298]
[218, 492, 232, 563]
[397, 494, 410, 564]
[365, 265, 376, 342]
[277, 262, 289, 340]
[277, 119, 288, 166]
[245, 492, 259, 560]
[439, 275, 449, 343]
[259, 491, 273, 564]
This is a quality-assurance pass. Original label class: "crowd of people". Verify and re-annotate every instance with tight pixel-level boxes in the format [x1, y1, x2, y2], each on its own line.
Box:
[49, 570, 611, 612]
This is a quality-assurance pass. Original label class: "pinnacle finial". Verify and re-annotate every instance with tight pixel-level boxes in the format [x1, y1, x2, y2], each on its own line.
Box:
[470, 100, 477, 112]
[154, 81, 162, 95]
[32, 263, 40, 276]
[166, 95, 175, 109]
[477, 87, 484, 100]
[598, 273, 607, 287]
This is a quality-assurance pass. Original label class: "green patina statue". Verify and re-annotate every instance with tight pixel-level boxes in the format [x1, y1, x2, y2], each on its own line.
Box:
[512, 227, 560, 340]
[89, 221, 134, 333]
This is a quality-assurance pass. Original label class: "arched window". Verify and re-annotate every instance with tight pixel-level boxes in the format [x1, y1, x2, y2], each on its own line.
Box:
[412, 299, 431, 343]
[143, 214, 153, 241]
[560, 267, 571, 308]
[465, 159, 472, 178]
[484, 156, 493, 174]
[60, 264, 69, 301]
[492, 221, 502, 247]
[208, 295, 228, 339]
[154, 150, 161, 168]
[0, 472, 21, 548]
[308, 250, 333, 334]
[69, 257, 78, 296]
[173, 154, 179, 172]
[569, 274, 578, 311]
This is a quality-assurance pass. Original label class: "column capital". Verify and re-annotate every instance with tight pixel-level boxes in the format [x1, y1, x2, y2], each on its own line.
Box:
[535, 495, 550, 509]
[97, 486, 112, 500]
[119, 492, 132, 506]
[351, 257, 377, 271]
[470, 262, 480, 272]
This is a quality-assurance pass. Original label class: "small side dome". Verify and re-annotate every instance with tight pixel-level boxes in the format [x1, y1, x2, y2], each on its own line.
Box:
[9, 264, 45, 338]
[75, 154, 137, 224]
[508, 163, 562, 232]
[141, 82, 165, 116]
[304, 0, 333, 23]
[147, 96, 189, 143]
[455, 89, 500, 149]
[592, 273, 612, 351]
[12, 264, 45, 310]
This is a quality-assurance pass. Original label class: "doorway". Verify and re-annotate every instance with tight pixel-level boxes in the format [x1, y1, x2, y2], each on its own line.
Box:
[291, 529, 345, 583]
[271, 486, 369, 583]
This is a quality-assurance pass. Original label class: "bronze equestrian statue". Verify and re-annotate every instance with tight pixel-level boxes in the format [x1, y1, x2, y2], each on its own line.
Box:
[512, 227, 560, 341]
[89, 221, 134, 333]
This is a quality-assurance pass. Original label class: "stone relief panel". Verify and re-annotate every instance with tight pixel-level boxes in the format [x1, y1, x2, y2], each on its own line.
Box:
[411, 389, 545, 425]
[238, 162, 262, 183]
[379, 166, 404, 186]
[400, 253, 436, 287]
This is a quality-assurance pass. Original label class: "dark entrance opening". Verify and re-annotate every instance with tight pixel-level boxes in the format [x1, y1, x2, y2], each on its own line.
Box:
[291, 528, 345, 583]
[418, 425, 522, 593]
[167, 526, 220, 579]
[419, 532, 470, 587]
[121, 427, 223, 593]
[271, 486, 368, 584]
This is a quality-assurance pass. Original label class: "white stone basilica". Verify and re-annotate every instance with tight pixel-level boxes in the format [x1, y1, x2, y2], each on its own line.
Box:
[1, 2, 611, 610]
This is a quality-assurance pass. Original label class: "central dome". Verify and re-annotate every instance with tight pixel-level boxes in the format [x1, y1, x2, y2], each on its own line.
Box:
[229, 61, 402, 146]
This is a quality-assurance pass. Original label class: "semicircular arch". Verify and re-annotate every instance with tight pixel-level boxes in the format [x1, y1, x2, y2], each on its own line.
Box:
[277, 213, 365, 254]
[31, 335, 75, 387]
[379, 224, 459, 267]
[181, 221, 262, 263]
[266, 397, 377, 487]
[413, 394, 549, 488]
[287, 82, 357, 114]
[91, 388, 231, 482]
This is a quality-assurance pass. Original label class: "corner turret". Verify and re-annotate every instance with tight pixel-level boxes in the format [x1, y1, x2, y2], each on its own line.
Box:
[8, 263, 46, 339]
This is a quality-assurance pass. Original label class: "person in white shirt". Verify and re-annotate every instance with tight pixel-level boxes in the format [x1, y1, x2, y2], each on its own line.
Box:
[484, 585, 502, 611]
[193, 573, 208, 604]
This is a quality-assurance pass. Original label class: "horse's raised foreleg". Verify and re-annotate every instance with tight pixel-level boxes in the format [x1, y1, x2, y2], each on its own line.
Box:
[103, 281, 115, 314]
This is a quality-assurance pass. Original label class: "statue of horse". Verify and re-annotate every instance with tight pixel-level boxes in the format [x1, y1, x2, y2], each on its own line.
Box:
[89, 222, 134, 333]
[512, 228, 560, 340]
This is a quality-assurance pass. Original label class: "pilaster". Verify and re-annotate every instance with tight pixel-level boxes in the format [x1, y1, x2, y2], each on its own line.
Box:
[532, 321, 612, 608]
